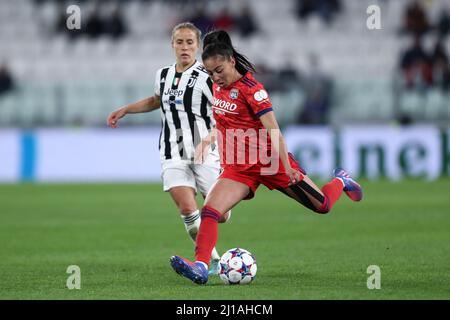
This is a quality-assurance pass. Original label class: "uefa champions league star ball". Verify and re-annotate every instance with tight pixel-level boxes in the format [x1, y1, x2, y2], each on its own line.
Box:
[219, 248, 257, 285]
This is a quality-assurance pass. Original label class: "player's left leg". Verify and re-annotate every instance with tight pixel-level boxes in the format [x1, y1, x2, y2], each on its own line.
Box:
[168, 186, 199, 236]
[270, 153, 362, 213]
[279, 175, 343, 213]
[279, 168, 363, 213]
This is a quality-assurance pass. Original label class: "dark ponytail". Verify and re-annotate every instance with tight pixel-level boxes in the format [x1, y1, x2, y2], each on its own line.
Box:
[202, 30, 256, 75]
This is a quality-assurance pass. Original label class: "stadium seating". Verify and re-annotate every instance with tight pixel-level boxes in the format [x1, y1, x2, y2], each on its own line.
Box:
[0, 0, 449, 127]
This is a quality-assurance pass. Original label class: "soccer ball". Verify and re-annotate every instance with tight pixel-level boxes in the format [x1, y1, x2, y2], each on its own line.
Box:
[219, 248, 257, 285]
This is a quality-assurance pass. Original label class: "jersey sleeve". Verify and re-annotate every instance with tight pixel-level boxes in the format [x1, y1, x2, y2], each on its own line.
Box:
[243, 82, 273, 118]
[202, 77, 214, 105]
[154, 68, 162, 96]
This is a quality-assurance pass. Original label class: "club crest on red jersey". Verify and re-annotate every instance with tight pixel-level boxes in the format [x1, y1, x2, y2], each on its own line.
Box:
[229, 88, 239, 99]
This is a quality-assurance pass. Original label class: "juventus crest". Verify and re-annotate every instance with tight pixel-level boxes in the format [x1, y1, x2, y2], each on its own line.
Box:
[187, 74, 198, 88]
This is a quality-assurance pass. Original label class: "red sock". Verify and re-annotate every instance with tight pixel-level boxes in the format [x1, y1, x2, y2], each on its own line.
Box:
[319, 178, 344, 212]
[195, 206, 221, 265]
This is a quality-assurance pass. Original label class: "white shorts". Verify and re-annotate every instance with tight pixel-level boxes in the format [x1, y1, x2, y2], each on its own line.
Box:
[161, 154, 221, 197]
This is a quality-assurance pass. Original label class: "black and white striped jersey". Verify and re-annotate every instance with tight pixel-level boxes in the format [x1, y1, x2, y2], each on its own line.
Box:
[154, 60, 215, 162]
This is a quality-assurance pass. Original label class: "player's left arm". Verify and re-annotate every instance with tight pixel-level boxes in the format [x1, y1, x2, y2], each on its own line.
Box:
[259, 112, 301, 184]
[203, 77, 214, 105]
[194, 76, 217, 163]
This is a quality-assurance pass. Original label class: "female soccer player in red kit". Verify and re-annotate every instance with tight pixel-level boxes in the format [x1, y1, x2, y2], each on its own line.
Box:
[171, 30, 363, 284]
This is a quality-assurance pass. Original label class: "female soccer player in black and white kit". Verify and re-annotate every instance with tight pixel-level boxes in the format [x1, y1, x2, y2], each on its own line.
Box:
[107, 22, 229, 275]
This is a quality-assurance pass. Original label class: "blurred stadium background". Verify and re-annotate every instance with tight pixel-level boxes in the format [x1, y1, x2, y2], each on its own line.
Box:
[1, 0, 450, 182]
[1, 0, 450, 299]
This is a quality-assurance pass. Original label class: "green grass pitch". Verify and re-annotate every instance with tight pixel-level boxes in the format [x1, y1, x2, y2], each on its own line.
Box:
[0, 180, 449, 299]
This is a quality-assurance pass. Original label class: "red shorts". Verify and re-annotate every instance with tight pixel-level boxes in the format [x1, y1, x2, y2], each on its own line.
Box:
[218, 153, 307, 200]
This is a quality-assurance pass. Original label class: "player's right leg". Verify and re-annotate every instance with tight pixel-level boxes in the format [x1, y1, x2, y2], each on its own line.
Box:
[193, 162, 233, 275]
[169, 186, 222, 276]
[171, 178, 251, 285]
[162, 161, 221, 274]
[194, 163, 233, 224]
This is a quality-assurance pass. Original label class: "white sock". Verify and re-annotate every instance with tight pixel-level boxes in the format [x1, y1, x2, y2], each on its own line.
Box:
[210, 248, 221, 261]
[181, 210, 221, 262]
[181, 210, 201, 242]
[336, 177, 345, 188]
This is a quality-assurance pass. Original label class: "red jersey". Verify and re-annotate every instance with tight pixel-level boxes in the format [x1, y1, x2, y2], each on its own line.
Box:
[212, 72, 274, 171]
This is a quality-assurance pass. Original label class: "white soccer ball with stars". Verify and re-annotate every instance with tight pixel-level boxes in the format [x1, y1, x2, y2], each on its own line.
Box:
[219, 248, 257, 285]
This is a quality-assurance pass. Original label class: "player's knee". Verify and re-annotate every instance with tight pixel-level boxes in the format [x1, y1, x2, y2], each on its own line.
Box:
[201, 205, 223, 222]
[314, 196, 330, 214]
[314, 206, 330, 214]
[179, 205, 198, 216]
[218, 210, 231, 224]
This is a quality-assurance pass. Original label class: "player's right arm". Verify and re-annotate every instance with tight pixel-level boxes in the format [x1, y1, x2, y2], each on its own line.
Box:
[107, 95, 160, 128]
